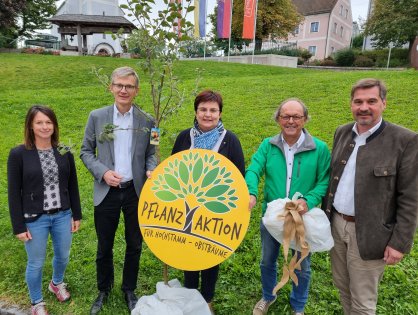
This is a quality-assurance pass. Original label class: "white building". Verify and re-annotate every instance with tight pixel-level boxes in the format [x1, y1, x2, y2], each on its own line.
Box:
[50, 0, 133, 54]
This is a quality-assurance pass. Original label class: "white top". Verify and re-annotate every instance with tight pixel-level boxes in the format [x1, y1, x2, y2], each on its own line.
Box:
[113, 104, 133, 182]
[282, 132, 305, 198]
[333, 119, 382, 216]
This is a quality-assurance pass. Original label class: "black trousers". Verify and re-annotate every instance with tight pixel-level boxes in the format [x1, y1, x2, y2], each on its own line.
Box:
[94, 185, 142, 292]
[184, 264, 219, 302]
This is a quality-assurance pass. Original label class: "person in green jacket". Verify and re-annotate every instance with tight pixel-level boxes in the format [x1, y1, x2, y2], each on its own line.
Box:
[246, 98, 331, 315]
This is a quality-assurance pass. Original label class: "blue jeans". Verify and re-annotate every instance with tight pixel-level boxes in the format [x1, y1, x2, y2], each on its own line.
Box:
[24, 209, 73, 304]
[260, 220, 311, 312]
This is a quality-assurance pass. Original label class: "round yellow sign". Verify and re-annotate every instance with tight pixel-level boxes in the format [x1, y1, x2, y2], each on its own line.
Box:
[138, 149, 250, 271]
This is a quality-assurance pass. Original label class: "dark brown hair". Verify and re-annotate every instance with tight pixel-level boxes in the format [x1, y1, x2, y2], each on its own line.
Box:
[351, 78, 387, 101]
[194, 90, 223, 112]
[24, 105, 59, 149]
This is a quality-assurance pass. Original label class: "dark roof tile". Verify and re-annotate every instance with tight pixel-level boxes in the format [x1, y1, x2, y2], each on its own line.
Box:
[49, 14, 134, 27]
[292, 0, 339, 16]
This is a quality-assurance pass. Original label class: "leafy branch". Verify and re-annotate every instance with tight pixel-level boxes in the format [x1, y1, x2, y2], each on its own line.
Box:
[98, 123, 149, 143]
[57, 140, 77, 155]
[90, 67, 110, 90]
[119, 0, 200, 128]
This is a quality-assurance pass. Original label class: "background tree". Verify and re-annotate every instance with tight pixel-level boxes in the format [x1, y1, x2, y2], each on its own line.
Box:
[364, 0, 418, 63]
[211, 0, 302, 52]
[181, 32, 216, 58]
[19, 0, 57, 37]
[0, 0, 26, 29]
[0, 0, 57, 48]
[351, 33, 364, 49]
[0, 0, 26, 47]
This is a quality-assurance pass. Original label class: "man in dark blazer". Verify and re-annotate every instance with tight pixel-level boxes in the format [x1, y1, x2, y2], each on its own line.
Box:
[80, 66, 156, 314]
[323, 78, 418, 314]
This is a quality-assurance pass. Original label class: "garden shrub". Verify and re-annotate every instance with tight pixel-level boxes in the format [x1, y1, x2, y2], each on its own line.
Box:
[299, 49, 312, 61]
[361, 48, 408, 67]
[320, 57, 337, 66]
[354, 55, 374, 67]
[233, 47, 312, 62]
[334, 48, 355, 66]
[306, 59, 321, 66]
[22, 47, 45, 54]
[21, 48, 60, 55]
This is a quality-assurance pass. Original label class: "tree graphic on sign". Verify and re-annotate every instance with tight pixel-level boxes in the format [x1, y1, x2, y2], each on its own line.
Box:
[151, 151, 238, 233]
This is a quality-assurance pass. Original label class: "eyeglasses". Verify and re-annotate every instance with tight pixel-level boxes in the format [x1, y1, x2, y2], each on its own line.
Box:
[112, 83, 137, 92]
[279, 115, 305, 121]
[197, 108, 220, 114]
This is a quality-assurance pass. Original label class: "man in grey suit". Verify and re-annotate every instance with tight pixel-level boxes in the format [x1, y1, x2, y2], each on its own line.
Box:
[80, 66, 157, 314]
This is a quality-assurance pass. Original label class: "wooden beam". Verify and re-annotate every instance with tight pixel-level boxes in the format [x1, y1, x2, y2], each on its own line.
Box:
[77, 24, 82, 55]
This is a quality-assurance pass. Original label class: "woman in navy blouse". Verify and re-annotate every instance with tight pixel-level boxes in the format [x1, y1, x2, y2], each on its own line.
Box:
[7, 105, 82, 315]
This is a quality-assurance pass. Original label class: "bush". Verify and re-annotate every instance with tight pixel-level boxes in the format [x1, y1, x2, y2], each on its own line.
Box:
[320, 58, 337, 67]
[306, 59, 321, 66]
[354, 55, 374, 67]
[361, 48, 408, 67]
[299, 49, 312, 61]
[21, 47, 60, 55]
[22, 47, 45, 54]
[334, 48, 355, 66]
[95, 51, 110, 57]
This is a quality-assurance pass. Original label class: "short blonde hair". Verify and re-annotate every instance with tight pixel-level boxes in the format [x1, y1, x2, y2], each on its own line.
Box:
[111, 66, 140, 87]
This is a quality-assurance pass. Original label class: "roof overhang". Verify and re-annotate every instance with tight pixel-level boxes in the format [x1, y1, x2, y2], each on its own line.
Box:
[49, 14, 135, 35]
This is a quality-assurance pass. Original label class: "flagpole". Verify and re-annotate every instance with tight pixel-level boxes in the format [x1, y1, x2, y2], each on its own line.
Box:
[203, 0, 207, 60]
[227, 0, 233, 62]
[251, 0, 258, 64]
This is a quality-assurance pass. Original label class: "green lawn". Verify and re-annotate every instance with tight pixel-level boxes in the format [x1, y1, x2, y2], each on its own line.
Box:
[0, 53, 417, 315]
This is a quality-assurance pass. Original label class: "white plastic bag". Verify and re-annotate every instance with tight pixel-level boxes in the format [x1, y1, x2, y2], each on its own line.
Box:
[262, 195, 334, 252]
[131, 279, 211, 315]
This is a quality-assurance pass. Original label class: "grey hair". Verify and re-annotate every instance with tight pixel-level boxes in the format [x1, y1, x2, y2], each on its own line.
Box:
[273, 98, 309, 122]
[111, 66, 139, 87]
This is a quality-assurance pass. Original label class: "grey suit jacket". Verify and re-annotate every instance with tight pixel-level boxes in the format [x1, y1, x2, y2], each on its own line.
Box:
[80, 105, 157, 206]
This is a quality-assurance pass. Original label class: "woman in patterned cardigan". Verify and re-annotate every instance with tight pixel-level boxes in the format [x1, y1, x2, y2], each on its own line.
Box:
[7, 105, 82, 315]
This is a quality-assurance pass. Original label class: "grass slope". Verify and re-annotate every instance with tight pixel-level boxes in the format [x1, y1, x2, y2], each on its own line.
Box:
[0, 53, 417, 315]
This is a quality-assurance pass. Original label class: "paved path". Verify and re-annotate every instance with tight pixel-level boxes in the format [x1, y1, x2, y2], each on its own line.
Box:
[0, 301, 29, 315]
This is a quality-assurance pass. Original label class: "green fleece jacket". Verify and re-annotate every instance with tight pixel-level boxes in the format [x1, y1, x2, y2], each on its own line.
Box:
[245, 130, 331, 215]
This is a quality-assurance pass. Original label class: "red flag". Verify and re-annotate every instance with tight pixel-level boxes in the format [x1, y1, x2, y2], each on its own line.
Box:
[242, 0, 256, 39]
[171, 0, 183, 37]
[217, 0, 232, 39]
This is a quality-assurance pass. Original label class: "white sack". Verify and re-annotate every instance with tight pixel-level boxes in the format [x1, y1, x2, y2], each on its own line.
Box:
[131, 279, 211, 315]
[262, 197, 334, 252]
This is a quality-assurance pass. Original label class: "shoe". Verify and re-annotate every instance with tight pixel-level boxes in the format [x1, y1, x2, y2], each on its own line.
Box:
[292, 312, 304, 315]
[253, 297, 277, 315]
[31, 301, 49, 315]
[124, 290, 138, 312]
[90, 291, 109, 315]
[48, 281, 71, 302]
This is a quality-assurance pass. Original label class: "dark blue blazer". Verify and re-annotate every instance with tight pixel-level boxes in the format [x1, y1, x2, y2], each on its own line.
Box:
[7, 145, 82, 234]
